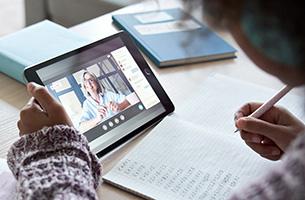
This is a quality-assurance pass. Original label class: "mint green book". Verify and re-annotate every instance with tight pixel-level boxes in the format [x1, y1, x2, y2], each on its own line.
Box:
[0, 20, 90, 83]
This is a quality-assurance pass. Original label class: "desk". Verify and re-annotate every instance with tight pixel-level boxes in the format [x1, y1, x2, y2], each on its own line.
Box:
[0, 0, 286, 199]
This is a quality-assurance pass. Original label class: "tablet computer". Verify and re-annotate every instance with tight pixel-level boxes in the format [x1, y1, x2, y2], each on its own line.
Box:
[24, 31, 174, 157]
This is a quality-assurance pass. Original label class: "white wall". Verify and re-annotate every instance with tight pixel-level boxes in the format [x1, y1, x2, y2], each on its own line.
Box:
[0, 0, 24, 37]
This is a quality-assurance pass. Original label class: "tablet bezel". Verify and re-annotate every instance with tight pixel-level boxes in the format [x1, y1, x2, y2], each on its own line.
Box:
[24, 31, 175, 157]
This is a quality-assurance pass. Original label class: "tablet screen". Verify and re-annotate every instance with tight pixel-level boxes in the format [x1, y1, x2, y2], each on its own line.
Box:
[33, 35, 169, 155]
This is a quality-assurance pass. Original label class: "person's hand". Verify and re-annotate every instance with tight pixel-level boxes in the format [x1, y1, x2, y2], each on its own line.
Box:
[18, 82, 73, 136]
[234, 102, 305, 161]
[97, 106, 107, 119]
[108, 101, 119, 112]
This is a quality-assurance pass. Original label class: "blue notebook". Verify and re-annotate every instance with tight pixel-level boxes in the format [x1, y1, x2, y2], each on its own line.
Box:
[112, 8, 236, 67]
[0, 20, 90, 83]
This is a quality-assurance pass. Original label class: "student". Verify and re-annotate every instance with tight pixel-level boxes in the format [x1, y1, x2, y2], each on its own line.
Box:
[79, 71, 130, 132]
[7, 0, 305, 199]
[8, 82, 101, 199]
[186, 0, 305, 199]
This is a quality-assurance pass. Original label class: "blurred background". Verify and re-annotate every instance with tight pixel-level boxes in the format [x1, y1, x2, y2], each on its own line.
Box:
[0, 0, 24, 37]
[0, 0, 140, 37]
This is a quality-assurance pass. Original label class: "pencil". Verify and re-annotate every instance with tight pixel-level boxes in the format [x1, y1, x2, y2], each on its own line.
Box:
[234, 85, 292, 133]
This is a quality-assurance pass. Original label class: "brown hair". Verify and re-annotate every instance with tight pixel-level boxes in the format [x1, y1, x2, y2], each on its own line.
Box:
[183, 0, 242, 29]
[183, 0, 305, 66]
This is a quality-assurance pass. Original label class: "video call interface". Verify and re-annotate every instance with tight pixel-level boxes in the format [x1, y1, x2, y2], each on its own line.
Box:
[37, 38, 163, 143]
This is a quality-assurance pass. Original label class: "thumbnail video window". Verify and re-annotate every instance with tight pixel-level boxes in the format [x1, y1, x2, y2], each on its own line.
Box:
[46, 56, 140, 133]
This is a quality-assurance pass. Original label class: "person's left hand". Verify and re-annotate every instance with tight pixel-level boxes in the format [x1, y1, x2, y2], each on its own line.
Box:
[108, 101, 119, 112]
[18, 82, 73, 135]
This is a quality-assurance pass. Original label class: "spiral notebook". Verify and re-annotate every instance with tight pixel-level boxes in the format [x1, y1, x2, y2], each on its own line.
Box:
[103, 75, 304, 199]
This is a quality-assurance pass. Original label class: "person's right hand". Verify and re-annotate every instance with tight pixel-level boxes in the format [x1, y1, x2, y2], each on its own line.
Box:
[235, 102, 305, 161]
[18, 82, 73, 136]
[96, 106, 107, 121]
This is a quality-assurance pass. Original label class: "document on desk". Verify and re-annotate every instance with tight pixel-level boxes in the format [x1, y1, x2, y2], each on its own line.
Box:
[0, 158, 16, 200]
[103, 74, 305, 199]
[0, 100, 19, 158]
[175, 74, 305, 134]
[103, 117, 277, 200]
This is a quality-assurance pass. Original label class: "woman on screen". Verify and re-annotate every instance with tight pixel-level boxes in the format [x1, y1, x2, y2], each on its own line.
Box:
[79, 71, 131, 132]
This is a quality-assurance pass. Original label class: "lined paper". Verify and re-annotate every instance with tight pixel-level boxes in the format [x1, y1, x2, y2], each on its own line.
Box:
[0, 100, 19, 158]
[103, 74, 304, 199]
[103, 117, 277, 200]
[0, 158, 16, 200]
[176, 74, 305, 135]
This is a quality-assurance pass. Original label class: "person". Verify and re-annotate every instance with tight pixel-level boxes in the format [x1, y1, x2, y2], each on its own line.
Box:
[8, 82, 101, 199]
[79, 71, 130, 132]
[7, 1, 305, 199]
[183, 0, 305, 199]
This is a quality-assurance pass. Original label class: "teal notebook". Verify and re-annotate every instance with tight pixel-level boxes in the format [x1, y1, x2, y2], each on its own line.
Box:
[112, 8, 237, 67]
[0, 20, 90, 83]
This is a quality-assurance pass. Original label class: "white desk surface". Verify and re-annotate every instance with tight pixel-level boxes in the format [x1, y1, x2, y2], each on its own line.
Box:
[0, 0, 286, 199]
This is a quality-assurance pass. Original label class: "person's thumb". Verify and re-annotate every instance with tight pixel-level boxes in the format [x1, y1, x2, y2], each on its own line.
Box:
[26, 82, 57, 112]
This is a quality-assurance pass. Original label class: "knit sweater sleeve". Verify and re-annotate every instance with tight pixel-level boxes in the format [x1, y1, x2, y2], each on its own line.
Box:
[229, 133, 305, 200]
[7, 125, 102, 200]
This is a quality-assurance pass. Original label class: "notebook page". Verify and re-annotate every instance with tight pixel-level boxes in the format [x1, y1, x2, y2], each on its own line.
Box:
[103, 117, 277, 200]
[0, 100, 19, 158]
[0, 158, 16, 200]
[176, 74, 305, 135]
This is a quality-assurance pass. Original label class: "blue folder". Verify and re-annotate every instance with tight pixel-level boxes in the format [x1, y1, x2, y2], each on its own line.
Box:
[0, 20, 90, 83]
[112, 8, 237, 67]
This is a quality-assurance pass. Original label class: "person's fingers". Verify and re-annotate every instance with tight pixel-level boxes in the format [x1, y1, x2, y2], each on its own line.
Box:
[245, 142, 282, 157]
[234, 111, 245, 121]
[20, 103, 46, 121]
[261, 137, 275, 145]
[240, 131, 264, 143]
[109, 102, 118, 111]
[236, 117, 286, 141]
[27, 82, 58, 113]
[240, 131, 275, 145]
[23, 97, 44, 112]
[17, 120, 26, 136]
[98, 107, 107, 113]
[235, 102, 263, 120]
[261, 154, 282, 161]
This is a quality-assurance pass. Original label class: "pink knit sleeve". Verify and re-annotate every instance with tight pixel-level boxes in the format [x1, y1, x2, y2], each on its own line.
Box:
[7, 125, 102, 200]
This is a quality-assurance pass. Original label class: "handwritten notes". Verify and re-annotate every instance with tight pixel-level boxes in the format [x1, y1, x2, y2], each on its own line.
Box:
[115, 159, 240, 200]
[103, 117, 276, 200]
[103, 75, 304, 199]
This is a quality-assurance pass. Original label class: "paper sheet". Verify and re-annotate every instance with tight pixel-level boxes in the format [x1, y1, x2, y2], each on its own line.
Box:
[134, 19, 201, 35]
[0, 158, 16, 200]
[134, 12, 174, 24]
[103, 117, 277, 200]
[175, 74, 305, 135]
[0, 100, 19, 158]
[103, 74, 304, 199]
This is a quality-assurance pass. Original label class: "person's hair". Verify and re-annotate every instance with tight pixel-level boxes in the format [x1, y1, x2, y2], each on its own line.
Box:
[183, 0, 305, 66]
[82, 71, 104, 96]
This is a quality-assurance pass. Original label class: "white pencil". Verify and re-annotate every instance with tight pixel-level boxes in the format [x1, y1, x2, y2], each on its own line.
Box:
[234, 85, 292, 133]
